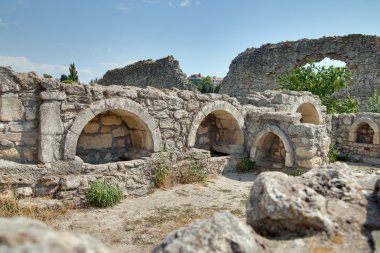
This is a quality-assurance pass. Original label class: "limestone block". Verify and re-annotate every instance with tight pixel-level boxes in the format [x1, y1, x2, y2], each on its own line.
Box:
[15, 187, 33, 198]
[40, 91, 66, 101]
[101, 116, 122, 126]
[0, 139, 14, 149]
[83, 122, 100, 134]
[152, 212, 261, 253]
[69, 108, 96, 135]
[0, 217, 111, 253]
[186, 100, 200, 111]
[173, 110, 188, 119]
[112, 127, 127, 137]
[39, 134, 59, 163]
[296, 157, 323, 168]
[295, 146, 317, 159]
[78, 134, 112, 149]
[159, 119, 174, 129]
[0, 96, 24, 121]
[0, 148, 20, 159]
[39, 102, 64, 135]
[101, 126, 111, 133]
[114, 138, 126, 148]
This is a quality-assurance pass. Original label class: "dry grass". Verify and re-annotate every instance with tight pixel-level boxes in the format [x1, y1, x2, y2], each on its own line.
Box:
[0, 188, 70, 222]
[124, 204, 245, 247]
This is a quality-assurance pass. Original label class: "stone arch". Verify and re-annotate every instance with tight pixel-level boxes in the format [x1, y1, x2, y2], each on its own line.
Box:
[250, 125, 294, 167]
[187, 101, 244, 155]
[349, 117, 379, 145]
[291, 98, 323, 125]
[63, 98, 162, 161]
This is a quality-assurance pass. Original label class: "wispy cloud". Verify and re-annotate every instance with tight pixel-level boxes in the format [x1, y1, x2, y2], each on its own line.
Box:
[0, 17, 7, 27]
[168, 1, 174, 7]
[117, 3, 129, 11]
[179, 0, 191, 7]
[0, 55, 100, 83]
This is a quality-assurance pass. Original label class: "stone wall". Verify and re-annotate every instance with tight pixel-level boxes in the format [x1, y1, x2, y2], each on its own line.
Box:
[98, 55, 191, 90]
[221, 34, 380, 109]
[0, 67, 332, 203]
[332, 112, 380, 163]
[0, 67, 43, 163]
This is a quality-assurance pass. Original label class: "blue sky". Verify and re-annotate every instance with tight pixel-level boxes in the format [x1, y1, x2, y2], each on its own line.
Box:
[1, 0, 379, 83]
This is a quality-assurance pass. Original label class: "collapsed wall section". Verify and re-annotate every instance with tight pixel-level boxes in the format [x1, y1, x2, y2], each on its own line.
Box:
[98, 55, 191, 90]
[221, 34, 380, 109]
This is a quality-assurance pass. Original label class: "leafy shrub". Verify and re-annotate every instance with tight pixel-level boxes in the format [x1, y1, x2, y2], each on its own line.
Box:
[179, 158, 207, 184]
[236, 158, 256, 172]
[283, 167, 308, 176]
[86, 180, 123, 208]
[278, 64, 359, 114]
[367, 90, 380, 113]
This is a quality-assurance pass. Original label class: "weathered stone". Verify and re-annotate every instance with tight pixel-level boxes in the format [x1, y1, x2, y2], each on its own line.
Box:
[0, 217, 111, 253]
[0, 96, 24, 121]
[15, 187, 33, 197]
[296, 157, 323, 168]
[98, 56, 190, 90]
[83, 122, 100, 133]
[296, 146, 317, 159]
[302, 166, 366, 205]
[0, 148, 20, 159]
[78, 134, 113, 149]
[246, 172, 333, 237]
[39, 102, 64, 135]
[152, 212, 262, 253]
[221, 34, 380, 109]
[101, 115, 122, 126]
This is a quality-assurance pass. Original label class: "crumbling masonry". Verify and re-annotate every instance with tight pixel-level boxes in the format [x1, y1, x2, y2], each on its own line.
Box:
[1, 34, 379, 203]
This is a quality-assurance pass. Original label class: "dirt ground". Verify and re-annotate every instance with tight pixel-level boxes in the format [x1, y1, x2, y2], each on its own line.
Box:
[47, 163, 380, 253]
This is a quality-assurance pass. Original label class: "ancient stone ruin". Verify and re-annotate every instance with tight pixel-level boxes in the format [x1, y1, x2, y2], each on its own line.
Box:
[221, 34, 380, 109]
[98, 55, 191, 90]
[1, 33, 380, 252]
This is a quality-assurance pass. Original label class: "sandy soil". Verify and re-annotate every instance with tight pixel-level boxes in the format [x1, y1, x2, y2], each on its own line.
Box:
[47, 163, 380, 253]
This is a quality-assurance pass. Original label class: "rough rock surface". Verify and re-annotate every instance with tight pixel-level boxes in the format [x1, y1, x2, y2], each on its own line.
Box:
[0, 217, 111, 253]
[221, 34, 380, 109]
[152, 211, 264, 253]
[98, 55, 191, 90]
[246, 172, 333, 237]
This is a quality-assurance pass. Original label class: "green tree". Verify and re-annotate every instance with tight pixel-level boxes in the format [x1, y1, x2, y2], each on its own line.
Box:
[43, 73, 52, 79]
[197, 76, 220, 93]
[68, 63, 79, 82]
[278, 63, 359, 114]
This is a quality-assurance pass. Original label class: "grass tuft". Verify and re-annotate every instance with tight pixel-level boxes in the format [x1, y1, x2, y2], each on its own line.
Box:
[86, 180, 123, 208]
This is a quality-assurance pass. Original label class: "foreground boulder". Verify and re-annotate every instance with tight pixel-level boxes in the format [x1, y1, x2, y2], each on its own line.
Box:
[152, 211, 263, 253]
[246, 172, 333, 237]
[0, 217, 110, 253]
[246, 164, 368, 239]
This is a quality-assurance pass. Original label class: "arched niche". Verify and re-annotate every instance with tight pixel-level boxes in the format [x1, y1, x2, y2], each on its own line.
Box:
[296, 102, 321, 125]
[291, 97, 323, 125]
[250, 125, 294, 168]
[187, 101, 244, 155]
[64, 98, 162, 162]
[349, 117, 379, 145]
